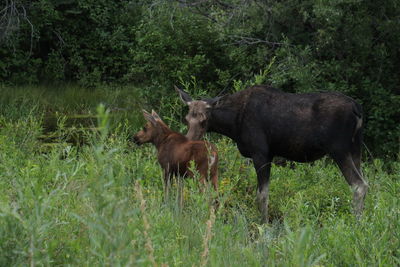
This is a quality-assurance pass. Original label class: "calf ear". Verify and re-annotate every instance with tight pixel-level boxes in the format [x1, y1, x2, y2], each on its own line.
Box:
[142, 109, 157, 125]
[151, 110, 162, 121]
[174, 85, 192, 104]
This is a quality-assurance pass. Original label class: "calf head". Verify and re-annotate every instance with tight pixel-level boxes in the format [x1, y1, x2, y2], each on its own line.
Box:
[175, 86, 220, 140]
[133, 110, 164, 145]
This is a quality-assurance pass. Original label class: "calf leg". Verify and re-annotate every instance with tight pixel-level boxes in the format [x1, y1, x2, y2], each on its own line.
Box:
[210, 151, 219, 192]
[207, 154, 219, 192]
[333, 153, 368, 218]
[204, 164, 219, 210]
[253, 154, 272, 224]
[198, 174, 207, 193]
[211, 169, 218, 192]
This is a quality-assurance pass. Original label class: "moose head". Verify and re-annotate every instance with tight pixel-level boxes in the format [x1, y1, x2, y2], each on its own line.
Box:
[175, 85, 221, 140]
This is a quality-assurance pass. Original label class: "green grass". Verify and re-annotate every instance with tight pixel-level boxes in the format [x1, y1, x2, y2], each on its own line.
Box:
[0, 86, 399, 266]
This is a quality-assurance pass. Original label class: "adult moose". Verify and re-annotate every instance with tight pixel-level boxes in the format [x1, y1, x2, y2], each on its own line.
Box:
[176, 85, 368, 223]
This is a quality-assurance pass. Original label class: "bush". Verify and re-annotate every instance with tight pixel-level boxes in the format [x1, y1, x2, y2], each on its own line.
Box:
[0, 101, 399, 265]
[1, 0, 399, 157]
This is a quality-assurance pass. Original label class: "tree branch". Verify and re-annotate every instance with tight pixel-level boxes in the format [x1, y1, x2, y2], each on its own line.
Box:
[227, 35, 287, 47]
[0, 0, 34, 57]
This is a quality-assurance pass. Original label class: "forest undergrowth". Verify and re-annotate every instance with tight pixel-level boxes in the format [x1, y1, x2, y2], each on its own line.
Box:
[0, 86, 399, 266]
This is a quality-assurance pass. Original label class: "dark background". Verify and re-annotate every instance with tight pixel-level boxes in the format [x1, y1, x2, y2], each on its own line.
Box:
[1, 0, 399, 157]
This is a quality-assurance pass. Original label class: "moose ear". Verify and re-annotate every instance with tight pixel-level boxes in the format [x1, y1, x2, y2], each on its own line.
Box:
[206, 95, 223, 107]
[174, 85, 192, 105]
[142, 109, 157, 125]
[151, 109, 162, 121]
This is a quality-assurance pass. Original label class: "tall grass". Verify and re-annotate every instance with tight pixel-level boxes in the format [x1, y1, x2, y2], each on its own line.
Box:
[0, 86, 399, 266]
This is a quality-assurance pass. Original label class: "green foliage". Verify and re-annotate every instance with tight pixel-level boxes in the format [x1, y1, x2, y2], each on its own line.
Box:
[0, 98, 399, 265]
[1, 0, 399, 156]
[125, 3, 233, 98]
[1, 0, 141, 86]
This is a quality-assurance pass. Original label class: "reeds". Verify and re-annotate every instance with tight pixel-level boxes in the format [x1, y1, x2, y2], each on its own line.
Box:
[1, 90, 399, 266]
[200, 206, 216, 267]
[135, 181, 157, 267]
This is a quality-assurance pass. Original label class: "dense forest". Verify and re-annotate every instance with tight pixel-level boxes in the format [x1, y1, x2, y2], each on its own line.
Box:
[1, 0, 399, 157]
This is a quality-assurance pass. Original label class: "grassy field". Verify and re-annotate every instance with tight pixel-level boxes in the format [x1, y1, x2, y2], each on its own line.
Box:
[0, 86, 399, 266]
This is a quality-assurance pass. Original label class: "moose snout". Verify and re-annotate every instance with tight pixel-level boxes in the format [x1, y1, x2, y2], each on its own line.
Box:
[132, 135, 141, 145]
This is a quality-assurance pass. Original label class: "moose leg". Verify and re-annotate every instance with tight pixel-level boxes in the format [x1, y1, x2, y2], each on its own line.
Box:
[334, 153, 368, 218]
[351, 144, 363, 180]
[351, 150, 362, 178]
[351, 129, 363, 177]
[253, 154, 272, 224]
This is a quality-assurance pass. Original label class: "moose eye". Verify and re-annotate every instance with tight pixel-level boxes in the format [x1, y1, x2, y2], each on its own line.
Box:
[142, 127, 147, 132]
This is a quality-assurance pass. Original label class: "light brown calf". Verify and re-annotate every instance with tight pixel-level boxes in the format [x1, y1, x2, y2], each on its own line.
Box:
[133, 110, 218, 193]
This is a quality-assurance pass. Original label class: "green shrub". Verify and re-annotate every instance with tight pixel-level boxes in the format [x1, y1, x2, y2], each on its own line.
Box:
[0, 99, 399, 265]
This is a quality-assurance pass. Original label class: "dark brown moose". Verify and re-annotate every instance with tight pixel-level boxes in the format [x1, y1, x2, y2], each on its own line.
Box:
[133, 110, 218, 196]
[176, 85, 368, 223]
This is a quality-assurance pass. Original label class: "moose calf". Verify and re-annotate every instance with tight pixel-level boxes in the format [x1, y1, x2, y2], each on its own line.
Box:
[133, 110, 218, 195]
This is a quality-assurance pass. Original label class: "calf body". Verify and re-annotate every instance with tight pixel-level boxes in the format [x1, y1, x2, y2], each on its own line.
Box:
[176, 85, 367, 223]
[133, 110, 218, 192]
